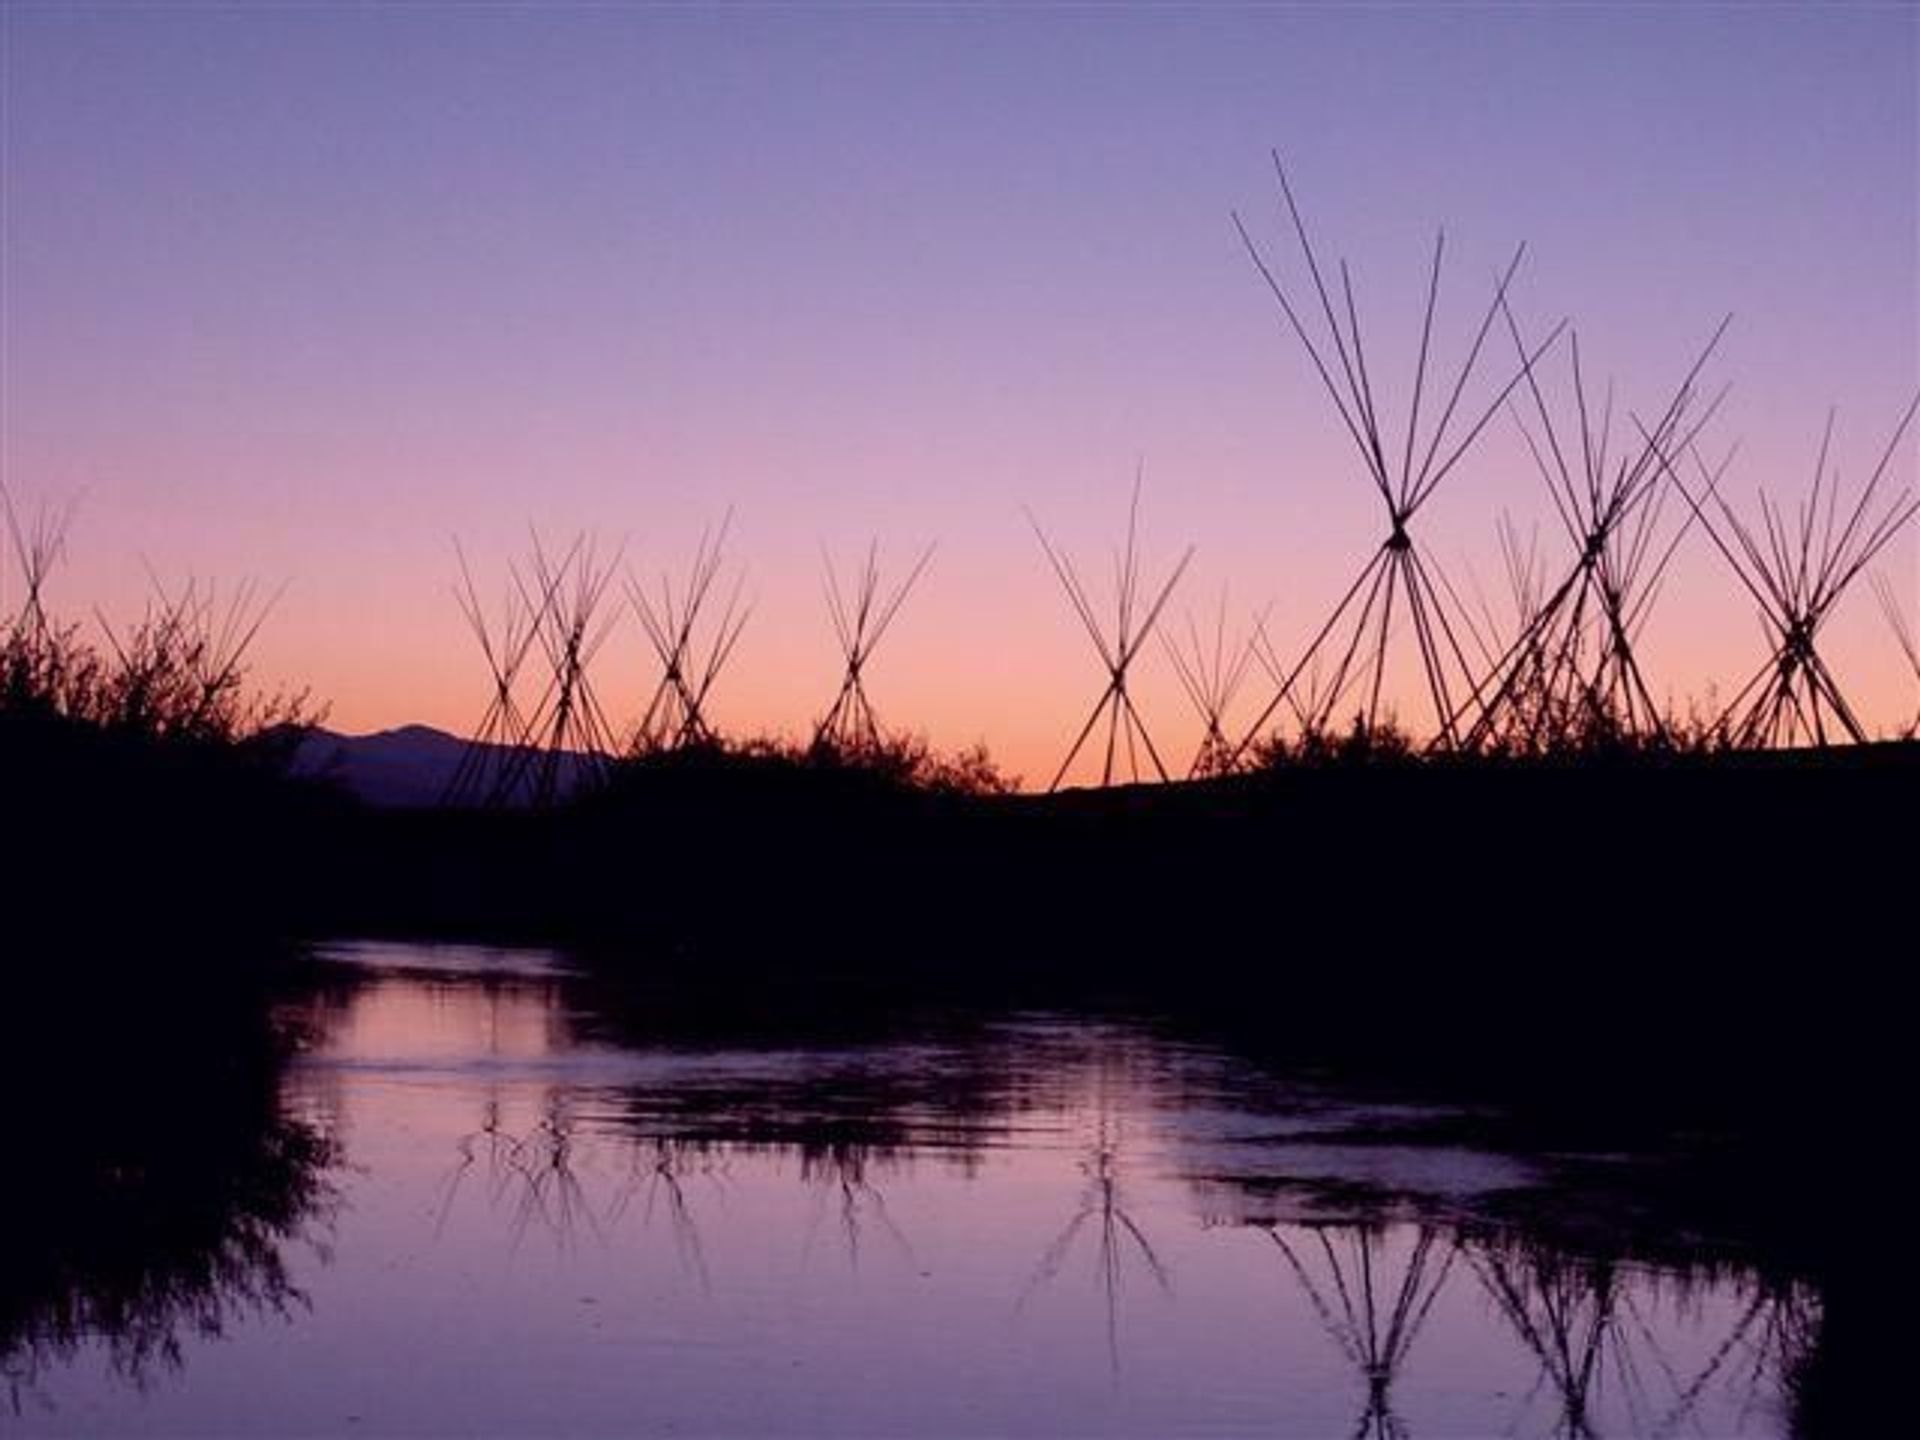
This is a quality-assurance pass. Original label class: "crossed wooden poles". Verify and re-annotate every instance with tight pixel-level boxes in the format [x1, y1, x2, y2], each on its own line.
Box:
[443, 157, 1917, 796]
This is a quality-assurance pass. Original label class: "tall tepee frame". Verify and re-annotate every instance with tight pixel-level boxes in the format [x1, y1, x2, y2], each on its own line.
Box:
[1457, 316, 1731, 751]
[1872, 572, 1920, 736]
[1029, 475, 1193, 791]
[1249, 614, 1339, 745]
[512, 531, 626, 804]
[1666, 392, 1920, 748]
[1230, 153, 1565, 757]
[1, 486, 73, 651]
[445, 534, 617, 808]
[444, 539, 559, 806]
[813, 539, 936, 753]
[1162, 590, 1267, 777]
[1459, 514, 1548, 694]
[627, 516, 751, 754]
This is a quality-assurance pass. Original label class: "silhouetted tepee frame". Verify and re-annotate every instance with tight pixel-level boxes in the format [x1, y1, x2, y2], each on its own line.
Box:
[1458, 316, 1730, 751]
[1162, 590, 1266, 777]
[813, 539, 935, 753]
[1029, 474, 1193, 791]
[444, 539, 558, 806]
[1230, 153, 1565, 756]
[445, 532, 623, 807]
[1668, 393, 1920, 748]
[1249, 613, 1338, 744]
[1459, 514, 1548, 697]
[628, 516, 750, 753]
[516, 532, 625, 803]
[1268, 1221, 1457, 1440]
[1, 486, 72, 650]
[1872, 572, 1920, 736]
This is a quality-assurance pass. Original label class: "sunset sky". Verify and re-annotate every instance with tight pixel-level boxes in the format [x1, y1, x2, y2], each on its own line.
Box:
[4, 4, 1915, 784]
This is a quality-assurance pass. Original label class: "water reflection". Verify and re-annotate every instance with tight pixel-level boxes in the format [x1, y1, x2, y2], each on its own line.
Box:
[1019, 1094, 1172, 1377]
[5, 941, 1826, 1436]
[0, 970, 337, 1420]
[1264, 1223, 1455, 1440]
[1464, 1240, 1816, 1439]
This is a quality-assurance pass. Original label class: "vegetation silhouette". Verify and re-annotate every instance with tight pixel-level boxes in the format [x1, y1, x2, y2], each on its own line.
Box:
[2, 493, 339, 943]
[0, 949, 337, 1416]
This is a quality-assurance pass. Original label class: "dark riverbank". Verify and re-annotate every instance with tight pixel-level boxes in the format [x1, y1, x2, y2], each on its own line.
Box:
[306, 743, 1913, 1075]
[19, 736, 1913, 1091]
[11, 740, 1911, 1431]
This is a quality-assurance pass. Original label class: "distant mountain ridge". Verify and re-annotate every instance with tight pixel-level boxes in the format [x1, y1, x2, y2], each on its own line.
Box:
[292, 724, 592, 808]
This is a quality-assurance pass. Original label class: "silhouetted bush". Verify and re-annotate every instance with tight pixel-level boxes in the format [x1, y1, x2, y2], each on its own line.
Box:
[1245, 713, 1419, 771]
[601, 729, 1014, 804]
[2, 526, 334, 940]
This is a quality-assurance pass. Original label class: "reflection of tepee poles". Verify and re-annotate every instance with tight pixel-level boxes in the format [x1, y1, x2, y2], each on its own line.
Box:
[628, 515, 751, 753]
[1470, 1239, 1812, 1440]
[1029, 473, 1193, 791]
[800, 1140, 913, 1273]
[813, 540, 935, 753]
[1162, 592, 1266, 777]
[1268, 1222, 1456, 1440]
[1230, 152, 1564, 756]
[1471, 1242, 1622, 1439]
[1662, 393, 1920, 748]
[1638, 1276, 1812, 1438]
[1021, 1105, 1171, 1375]
[609, 1136, 713, 1288]
[436, 1091, 600, 1253]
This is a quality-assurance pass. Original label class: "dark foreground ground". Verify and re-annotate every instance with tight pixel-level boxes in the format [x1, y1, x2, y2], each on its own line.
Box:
[18, 737, 1914, 1108]
[7, 741, 1914, 1432]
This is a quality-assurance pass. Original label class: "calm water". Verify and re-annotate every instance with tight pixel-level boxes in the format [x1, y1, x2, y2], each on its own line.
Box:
[6, 940, 1811, 1437]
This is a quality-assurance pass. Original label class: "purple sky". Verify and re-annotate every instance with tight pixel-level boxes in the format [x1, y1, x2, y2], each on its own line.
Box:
[4, 4, 1916, 780]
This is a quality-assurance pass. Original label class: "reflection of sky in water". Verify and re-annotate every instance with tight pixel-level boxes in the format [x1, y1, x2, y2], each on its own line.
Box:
[16, 943, 1806, 1437]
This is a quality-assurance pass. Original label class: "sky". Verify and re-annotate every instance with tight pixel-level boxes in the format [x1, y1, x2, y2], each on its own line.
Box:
[4, 4, 1916, 784]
